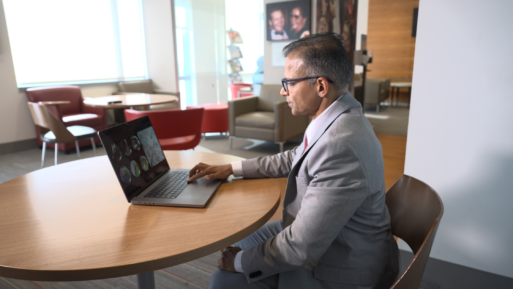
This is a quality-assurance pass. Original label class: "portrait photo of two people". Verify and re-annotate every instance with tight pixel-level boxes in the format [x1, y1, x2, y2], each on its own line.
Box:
[266, 0, 311, 41]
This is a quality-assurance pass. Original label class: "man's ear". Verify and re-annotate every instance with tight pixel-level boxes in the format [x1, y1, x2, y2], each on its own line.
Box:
[316, 77, 329, 98]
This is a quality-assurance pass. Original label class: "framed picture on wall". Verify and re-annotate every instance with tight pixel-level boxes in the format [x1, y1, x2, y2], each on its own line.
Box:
[266, 0, 311, 41]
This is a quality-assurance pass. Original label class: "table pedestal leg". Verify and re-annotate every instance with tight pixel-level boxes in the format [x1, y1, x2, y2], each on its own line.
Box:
[137, 271, 155, 289]
[113, 108, 126, 125]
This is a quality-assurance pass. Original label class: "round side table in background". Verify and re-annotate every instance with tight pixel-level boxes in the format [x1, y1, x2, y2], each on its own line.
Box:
[390, 82, 412, 107]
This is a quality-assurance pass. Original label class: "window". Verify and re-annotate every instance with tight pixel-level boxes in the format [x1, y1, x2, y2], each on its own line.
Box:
[3, 0, 147, 88]
[174, 1, 197, 108]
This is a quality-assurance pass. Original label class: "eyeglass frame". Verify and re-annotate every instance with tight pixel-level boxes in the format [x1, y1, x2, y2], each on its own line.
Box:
[281, 76, 334, 92]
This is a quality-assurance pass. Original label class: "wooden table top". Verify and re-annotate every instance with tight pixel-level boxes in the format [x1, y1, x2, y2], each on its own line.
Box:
[83, 94, 178, 108]
[0, 151, 280, 281]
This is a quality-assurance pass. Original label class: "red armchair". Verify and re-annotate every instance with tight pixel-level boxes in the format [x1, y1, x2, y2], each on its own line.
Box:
[124, 107, 204, 150]
[26, 86, 108, 152]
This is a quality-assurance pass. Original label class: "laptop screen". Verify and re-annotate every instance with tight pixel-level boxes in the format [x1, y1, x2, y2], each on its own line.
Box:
[98, 116, 170, 202]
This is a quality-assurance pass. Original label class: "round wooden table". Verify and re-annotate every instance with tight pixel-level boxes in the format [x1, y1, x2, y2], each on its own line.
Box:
[83, 94, 179, 124]
[83, 93, 178, 109]
[0, 151, 280, 288]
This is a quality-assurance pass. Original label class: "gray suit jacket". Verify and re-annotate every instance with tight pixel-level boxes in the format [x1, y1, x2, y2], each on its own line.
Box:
[240, 93, 399, 288]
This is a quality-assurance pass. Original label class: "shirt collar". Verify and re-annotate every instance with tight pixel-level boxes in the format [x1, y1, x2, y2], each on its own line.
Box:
[305, 95, 343, 144]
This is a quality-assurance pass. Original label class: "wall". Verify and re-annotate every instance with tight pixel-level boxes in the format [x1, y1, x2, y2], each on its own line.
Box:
[405, 0, 513, 278]
[354, 0, 368, 74]
[366, 0, 418, 79]
[0, 0, 45, 144]
[264, 0, 369, 85]
[143, 0, 179, 93]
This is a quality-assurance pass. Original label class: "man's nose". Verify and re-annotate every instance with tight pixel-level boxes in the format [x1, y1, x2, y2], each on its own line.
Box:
[280, 86, 288, 96]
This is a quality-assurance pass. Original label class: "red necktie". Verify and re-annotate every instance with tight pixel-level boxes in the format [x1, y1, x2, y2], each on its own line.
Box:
[304, 135, 308, 152]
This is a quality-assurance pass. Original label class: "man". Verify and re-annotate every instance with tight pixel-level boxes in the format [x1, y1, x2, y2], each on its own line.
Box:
[289, 4, 310, 39]
[268, 8, 288, 40]
[188, 33, 399, 289]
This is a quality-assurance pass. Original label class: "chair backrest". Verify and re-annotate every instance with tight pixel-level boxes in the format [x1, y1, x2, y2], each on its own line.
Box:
[118, 80, 154, 94]
[386, 175, 444, 289]
[256, 84, 283, 112]
[27, 102, 76, 143]
[26, 86, 83, 117]
[124, 107, 205, 149]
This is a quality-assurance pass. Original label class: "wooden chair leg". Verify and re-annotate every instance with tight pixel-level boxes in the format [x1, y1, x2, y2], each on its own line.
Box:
[90, 138, 97, 157]
[75, 141, 81, 159]
[41, 142, 46, 168]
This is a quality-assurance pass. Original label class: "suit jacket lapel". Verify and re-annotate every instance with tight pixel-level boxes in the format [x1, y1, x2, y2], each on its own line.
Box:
[283, 92, 360, 224]
[290, 92, 358, 169]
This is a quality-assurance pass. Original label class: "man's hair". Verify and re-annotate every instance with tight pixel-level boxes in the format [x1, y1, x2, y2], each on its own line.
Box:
[282, 33, 352, 93]
[292, 4, 307, 18]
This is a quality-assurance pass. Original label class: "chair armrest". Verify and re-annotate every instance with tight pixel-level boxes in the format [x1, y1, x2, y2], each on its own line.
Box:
[40, 103, 63, 120]
[229, 96, 259, 135]
[274, 101, 309, 142]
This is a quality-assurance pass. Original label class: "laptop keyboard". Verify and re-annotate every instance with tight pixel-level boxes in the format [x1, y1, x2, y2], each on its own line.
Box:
[145, 171, 188, 199]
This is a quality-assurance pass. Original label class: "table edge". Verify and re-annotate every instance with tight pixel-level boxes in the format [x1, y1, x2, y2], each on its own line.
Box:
[0, 180, 280, 281]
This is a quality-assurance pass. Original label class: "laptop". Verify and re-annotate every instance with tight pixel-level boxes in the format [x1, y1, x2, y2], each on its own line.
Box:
[98, 116, 222, 207]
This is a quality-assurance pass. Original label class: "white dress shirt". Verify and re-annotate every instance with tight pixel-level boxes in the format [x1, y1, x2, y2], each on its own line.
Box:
[231, 95, 343, 273]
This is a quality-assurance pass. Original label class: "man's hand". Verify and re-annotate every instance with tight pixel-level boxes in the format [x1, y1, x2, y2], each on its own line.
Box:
[187, 163, 233, 182]
[217, 246, 242, 272]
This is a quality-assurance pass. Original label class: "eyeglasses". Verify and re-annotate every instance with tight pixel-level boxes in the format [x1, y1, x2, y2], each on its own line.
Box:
[281, 76, 334, 92]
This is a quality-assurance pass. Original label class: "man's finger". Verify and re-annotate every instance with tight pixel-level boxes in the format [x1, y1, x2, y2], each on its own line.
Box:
[188, 163, 210, 178]
[187, 167, 212, 182]
[189, 164, 201, 178]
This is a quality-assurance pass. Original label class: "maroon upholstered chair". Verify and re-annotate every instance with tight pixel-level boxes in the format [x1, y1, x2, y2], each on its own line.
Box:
[26, 86, 108, 152]
[124, 107, 204, 150]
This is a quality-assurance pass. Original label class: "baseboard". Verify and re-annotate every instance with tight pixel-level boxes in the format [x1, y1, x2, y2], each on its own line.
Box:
[0, 138, 38, 155]
[400, 250, 513, 289]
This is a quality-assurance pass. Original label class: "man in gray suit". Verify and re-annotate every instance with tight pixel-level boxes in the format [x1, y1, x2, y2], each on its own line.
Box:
[188, 33, 399, 289]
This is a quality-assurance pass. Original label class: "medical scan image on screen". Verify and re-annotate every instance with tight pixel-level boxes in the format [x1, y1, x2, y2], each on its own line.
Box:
[137, 127, 165, 167]
[120, 166, 131, 183]
[111, 143, 122, 161]
[131, 135, 141, 151]
[130, 160, 141, 177]
[120, 139, 132, 156]
[139, 155, 150, 171]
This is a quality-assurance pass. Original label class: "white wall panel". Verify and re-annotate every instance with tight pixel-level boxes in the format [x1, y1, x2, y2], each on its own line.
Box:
[405, 0, 513, 278]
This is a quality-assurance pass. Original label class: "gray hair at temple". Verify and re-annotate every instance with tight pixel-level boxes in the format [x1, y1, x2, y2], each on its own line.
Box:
[282, 33, 352, 93]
